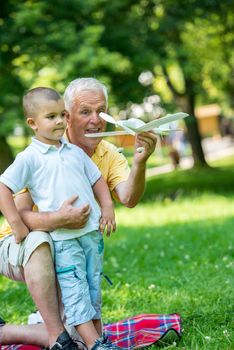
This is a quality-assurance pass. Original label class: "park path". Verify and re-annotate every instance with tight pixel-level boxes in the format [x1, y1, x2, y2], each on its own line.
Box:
[146, 136, 234, 177]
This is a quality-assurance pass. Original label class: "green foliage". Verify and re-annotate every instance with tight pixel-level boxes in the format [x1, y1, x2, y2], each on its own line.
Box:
[144, 163, 234, 202]
[0, 0, 233, 166]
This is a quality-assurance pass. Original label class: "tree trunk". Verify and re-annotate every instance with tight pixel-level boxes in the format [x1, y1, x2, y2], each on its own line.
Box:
[176, 94, 208, 167]
[0, 135, 14, 173]
[162, 66, 208, 167]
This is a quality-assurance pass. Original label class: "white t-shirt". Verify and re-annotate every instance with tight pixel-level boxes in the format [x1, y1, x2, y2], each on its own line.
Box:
[0, 137, 101, 240]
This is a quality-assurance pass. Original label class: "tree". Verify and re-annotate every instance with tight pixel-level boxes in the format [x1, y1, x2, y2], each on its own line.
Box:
[0, 0, 233, 170]
[98, 0, 233, 166]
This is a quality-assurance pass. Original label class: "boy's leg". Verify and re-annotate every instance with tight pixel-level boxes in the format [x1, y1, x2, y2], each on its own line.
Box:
[72, 231, 104, 347]
[54, 238, 99, 348]
[75, 320, 100, 349]
[0, 232, 75, 348]
[93, 319, 102, 336]
[80, 231, 104, 337]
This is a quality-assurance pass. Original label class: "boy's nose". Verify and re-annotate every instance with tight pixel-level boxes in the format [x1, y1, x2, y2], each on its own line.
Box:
[56, 116, 63, 124]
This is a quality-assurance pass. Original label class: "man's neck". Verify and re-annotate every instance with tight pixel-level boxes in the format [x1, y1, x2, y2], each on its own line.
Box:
[79, 143, 95, 157]
[66, 129, 96, 157]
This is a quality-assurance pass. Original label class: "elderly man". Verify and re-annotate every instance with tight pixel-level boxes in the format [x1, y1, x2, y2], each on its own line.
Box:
[0, 78, 156, 349]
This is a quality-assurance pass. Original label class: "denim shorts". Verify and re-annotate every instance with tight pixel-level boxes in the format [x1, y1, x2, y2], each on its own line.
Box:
[54, 230, 104, 327]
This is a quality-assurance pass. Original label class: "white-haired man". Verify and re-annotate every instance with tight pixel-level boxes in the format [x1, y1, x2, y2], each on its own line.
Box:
[0, 78, 157, 349]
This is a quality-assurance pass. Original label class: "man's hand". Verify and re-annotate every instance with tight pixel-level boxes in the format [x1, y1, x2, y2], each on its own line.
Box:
[99, 204, 116, 237]
[12, 220, 29, 244]
[57, 195, 91, 229]
[134, 131, 157, 163]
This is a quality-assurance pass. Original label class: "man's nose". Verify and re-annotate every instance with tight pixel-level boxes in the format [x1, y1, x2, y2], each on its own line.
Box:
[90, 111, 100, 123]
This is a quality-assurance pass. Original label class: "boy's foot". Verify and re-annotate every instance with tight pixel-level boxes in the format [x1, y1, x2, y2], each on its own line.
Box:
[50, 330, 79, 350]
[91, 335, 121, 350]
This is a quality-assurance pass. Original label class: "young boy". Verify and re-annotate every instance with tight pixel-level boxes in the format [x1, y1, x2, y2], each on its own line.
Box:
[0, 87, 121, 350]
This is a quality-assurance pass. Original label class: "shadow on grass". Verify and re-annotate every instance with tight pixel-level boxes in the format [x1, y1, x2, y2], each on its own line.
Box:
[142, 166, 234, 203]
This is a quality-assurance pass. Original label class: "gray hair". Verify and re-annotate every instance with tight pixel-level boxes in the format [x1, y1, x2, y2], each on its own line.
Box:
[64, 77, 108, 112]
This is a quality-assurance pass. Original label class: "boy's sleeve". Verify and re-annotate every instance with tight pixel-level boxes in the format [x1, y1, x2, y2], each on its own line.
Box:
[0, 153, 30, 193]
[82, 151, 102, 186]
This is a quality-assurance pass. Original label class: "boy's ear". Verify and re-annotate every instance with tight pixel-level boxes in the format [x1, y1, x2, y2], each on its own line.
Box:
[27, 117, 38, 131]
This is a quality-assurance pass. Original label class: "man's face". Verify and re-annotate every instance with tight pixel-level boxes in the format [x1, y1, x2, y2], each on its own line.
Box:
[66, 90, 107, 155]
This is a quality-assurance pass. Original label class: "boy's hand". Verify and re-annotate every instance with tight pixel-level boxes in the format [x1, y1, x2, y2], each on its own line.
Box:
[99, 205, 116, 237]
[12, 220, 29, 244]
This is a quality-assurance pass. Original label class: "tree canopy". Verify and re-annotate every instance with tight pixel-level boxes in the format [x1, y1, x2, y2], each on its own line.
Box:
[0, 0, 233, 170]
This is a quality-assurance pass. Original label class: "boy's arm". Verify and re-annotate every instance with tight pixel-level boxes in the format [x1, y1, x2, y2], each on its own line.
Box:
[0, 183, 29, 243]
[93, 176, 116, 237]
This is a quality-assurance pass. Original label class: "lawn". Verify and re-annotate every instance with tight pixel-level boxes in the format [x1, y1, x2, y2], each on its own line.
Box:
[0, 157, 234, 349]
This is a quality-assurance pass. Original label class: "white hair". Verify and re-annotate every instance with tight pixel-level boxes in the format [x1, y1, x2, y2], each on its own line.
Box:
[64, 77, 108, 111]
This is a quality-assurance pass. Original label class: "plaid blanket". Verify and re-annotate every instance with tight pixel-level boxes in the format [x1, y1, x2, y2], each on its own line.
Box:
[104, 313, 181, 349]
[0, 313, 181, 350]
[0, 347, 41, 350]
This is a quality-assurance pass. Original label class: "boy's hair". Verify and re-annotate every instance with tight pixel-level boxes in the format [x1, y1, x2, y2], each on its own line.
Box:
[64, 77, 108, 112]
[23, 87, 62, 118]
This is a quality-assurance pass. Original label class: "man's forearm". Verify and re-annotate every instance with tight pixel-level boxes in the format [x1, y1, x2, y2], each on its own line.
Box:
[19, 196, 91, 231]
[115, 162, 146, 208]
[19, 209, 61, 232]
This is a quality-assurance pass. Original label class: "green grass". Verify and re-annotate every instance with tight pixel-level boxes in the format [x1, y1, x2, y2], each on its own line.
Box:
[0, 157, 234, 349]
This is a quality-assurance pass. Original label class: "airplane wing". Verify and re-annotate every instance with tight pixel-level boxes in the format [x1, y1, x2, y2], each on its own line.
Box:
[85, 131, 132, 138]
[96, 111, 188, 137]
[99, 112, 118, 125]
[135, 112, 189, 132]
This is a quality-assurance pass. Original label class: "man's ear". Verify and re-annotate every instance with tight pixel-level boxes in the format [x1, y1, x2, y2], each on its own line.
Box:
[27, 117, 38, 131]
[65, 110, 71, 125]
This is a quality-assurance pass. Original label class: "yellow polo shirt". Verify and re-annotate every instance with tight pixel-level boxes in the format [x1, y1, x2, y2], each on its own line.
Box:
[0, 140, 130, 238]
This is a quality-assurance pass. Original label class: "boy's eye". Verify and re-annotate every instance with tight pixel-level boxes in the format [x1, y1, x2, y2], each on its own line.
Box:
[47, 115, 55, 119]
[61, 111, 67, 118]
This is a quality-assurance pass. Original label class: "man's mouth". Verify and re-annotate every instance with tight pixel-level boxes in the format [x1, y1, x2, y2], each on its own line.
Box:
[85, 128, 101, 134]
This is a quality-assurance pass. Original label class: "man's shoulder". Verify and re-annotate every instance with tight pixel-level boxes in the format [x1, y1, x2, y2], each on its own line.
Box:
[96, 139, 119, 154]
[93, 140, 128, 169]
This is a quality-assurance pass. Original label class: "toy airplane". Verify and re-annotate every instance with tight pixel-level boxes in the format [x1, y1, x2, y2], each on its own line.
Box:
[85, 112, 188, 138]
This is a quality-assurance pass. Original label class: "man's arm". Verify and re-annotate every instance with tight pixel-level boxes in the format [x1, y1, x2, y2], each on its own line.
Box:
[114, 131, 157, 208]
[0, 183, 29, 243]
[16, 191, 91, 231]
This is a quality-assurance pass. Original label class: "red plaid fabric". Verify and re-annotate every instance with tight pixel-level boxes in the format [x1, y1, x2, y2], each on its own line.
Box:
[0, 347, 41, 350]
[104, 313, 182, 349]
[0, 313, 181, 350]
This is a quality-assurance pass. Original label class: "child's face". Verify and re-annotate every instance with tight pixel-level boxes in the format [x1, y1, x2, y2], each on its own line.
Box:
[27, 98, 67, 145]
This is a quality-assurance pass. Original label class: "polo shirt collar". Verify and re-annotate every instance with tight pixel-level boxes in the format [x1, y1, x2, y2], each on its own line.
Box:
[31, 137, 71, 154]
[92, 140, 108, 160]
